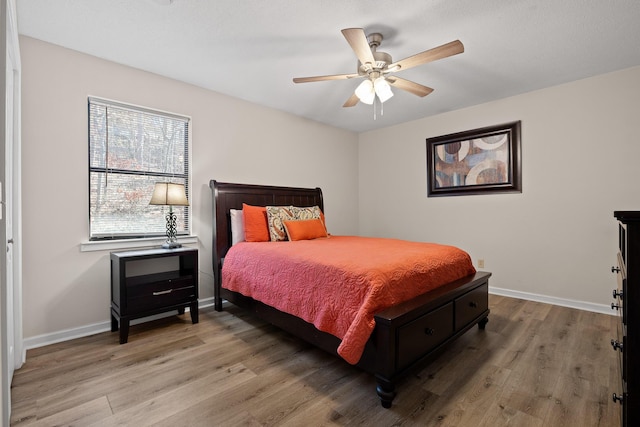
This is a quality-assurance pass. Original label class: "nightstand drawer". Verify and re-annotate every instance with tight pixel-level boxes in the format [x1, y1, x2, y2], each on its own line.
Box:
[127, 276, 194, 298]
[455, 284, 488, 330]
[128, 284, 196, 312]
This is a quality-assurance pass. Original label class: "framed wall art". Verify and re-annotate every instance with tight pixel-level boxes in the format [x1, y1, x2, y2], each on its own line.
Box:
[426, 121, 521, 197]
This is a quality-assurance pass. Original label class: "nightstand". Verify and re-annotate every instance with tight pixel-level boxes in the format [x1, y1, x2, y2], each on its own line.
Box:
[110, 247, 199, 344]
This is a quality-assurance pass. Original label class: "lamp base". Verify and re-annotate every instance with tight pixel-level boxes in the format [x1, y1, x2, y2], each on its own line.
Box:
[161, 241, 182, 249]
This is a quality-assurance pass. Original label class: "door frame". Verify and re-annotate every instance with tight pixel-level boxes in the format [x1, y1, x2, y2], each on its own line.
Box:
[1, 0, 23, 423]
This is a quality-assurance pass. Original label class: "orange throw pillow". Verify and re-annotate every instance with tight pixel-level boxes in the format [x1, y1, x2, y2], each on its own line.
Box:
[283, 219, 328, 241]
[242, 203, 270, 242]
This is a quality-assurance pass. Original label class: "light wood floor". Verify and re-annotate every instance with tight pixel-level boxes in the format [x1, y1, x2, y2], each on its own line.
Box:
[10, 295, 621, 426]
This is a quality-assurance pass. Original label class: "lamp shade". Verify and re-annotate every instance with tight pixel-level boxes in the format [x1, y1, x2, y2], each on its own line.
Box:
[373, 77, 394, 103]
[355, 77, 394, 105]
[354, 79, 375, 105]
[149, 182, 189, 206]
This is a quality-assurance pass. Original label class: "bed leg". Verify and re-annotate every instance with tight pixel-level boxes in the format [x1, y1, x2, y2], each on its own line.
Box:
[478, 316, 489, 330]
[214, 276, 223, 311]
[376, 380, 396, 408]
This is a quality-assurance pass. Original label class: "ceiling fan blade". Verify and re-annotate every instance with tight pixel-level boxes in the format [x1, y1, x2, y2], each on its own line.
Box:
[388, 40, 464, 72]
[341, 28, 376, 67]
[343, 93, 360, 108]
[293, 73, 359, 83]
[386, 77, 434, 97]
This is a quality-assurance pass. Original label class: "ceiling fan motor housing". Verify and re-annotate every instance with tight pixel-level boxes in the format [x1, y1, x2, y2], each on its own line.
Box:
[357, 33, 392, 75]
[358, 51, 392, 75]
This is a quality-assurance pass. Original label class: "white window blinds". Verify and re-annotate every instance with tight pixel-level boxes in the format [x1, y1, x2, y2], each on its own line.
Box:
[88, 97, 190, 240]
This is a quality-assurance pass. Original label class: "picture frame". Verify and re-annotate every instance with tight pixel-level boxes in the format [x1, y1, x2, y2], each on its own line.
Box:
[426, 121, 521, 197]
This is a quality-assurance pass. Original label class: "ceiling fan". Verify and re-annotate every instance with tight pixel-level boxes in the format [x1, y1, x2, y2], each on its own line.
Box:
[293, 28, 464, 109]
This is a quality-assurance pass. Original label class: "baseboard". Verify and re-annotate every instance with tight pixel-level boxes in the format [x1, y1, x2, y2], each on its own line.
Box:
[23, 290, 614, 353]
[22, 297, 217, 352]
[489, 286, 614, 316]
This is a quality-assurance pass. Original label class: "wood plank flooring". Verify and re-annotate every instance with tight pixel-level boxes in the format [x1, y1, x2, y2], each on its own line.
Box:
[10, 295, 621, 426]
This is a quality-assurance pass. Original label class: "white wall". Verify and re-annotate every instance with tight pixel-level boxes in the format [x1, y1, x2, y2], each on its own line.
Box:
[20, 36, 359, 340]
[359, 66, 640, 309]
[20, 32, 640, 343]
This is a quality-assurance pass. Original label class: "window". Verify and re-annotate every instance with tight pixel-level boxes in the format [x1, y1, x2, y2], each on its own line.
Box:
[88, 97, 190, 240]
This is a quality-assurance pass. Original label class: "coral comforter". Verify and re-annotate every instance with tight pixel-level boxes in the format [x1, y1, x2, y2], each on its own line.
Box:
[222, 235, 476, 364]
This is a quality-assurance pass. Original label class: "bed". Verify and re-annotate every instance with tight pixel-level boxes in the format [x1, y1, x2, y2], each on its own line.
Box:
[210, 180, 491, 407]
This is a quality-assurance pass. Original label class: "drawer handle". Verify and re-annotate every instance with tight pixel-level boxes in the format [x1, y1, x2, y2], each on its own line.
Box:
[469, 301, 478, 308]
[611, 339, 623, 352]
[613, 289, 624, 299]
[153, 289, 173, 296]
[424, 328, 435, 336]
[611, 303, 620, 311]
[612, 393, 624, 404]
[611, 266, 621, 273]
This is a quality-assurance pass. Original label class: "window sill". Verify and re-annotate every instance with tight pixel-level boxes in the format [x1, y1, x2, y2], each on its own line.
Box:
[80, 235, 199, 252]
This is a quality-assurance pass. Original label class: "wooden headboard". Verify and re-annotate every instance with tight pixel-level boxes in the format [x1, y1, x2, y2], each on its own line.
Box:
[209, 180, 324, 309]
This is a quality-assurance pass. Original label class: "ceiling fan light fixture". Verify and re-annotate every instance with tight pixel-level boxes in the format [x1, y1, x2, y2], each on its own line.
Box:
[373, 77, 393, 103]
[355, 79, 375, 104]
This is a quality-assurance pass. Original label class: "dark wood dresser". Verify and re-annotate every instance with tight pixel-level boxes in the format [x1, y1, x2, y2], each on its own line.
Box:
[612, 211, 640, 426]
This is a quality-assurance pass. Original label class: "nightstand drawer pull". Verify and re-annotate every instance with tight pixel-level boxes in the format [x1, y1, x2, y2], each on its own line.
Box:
[153, 289, 173, 296]
[611, 339, 624, 352]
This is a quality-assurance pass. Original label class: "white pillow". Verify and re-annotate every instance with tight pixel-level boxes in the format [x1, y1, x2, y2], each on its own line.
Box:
[230, 209, 245, 245]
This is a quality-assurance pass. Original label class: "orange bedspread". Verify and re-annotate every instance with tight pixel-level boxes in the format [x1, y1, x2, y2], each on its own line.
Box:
[222, 236, 476, 364]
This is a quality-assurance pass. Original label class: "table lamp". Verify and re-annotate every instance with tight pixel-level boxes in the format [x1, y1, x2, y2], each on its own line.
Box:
[149, 182, 189, 249]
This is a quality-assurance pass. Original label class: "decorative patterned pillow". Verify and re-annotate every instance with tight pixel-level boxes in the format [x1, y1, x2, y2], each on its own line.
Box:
[266, 205, 324, 241]
[266, 206, 295, 241]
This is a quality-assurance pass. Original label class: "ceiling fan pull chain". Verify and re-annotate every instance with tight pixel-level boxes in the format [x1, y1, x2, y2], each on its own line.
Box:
[373, 96, 377, 120]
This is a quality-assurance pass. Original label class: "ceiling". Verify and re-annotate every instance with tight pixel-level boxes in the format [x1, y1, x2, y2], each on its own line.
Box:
[16, 0, 640, 133]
